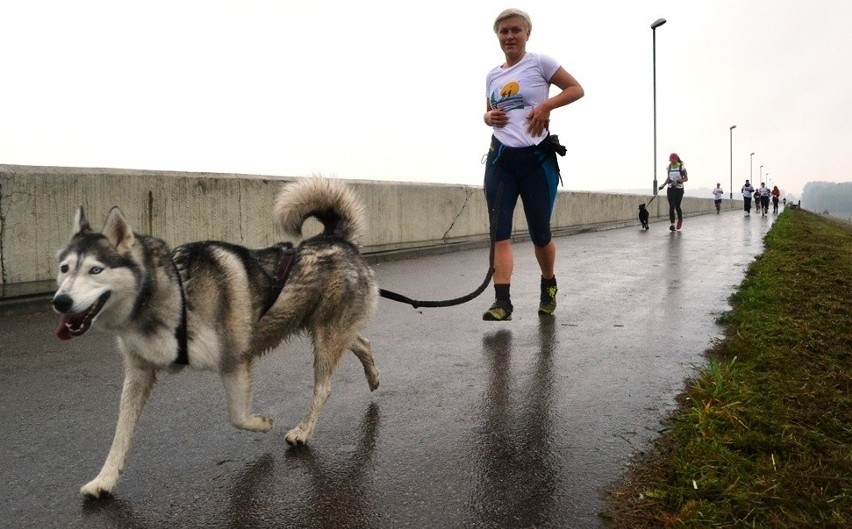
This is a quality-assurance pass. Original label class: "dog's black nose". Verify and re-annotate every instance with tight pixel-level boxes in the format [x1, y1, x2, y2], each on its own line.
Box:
[53, 294, 73, 313]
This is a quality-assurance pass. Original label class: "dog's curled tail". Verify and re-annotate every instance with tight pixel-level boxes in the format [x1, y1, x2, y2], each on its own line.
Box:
[274, 177, 366, 244]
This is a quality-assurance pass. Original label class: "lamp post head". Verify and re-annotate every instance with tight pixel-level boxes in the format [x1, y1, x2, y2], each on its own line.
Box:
[651, 18, 667, 29]
[730, 125, 737, 130]
[750, 152, 755, 156]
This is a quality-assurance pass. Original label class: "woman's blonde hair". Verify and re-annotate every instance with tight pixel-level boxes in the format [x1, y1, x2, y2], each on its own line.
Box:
[493, 8, 532, 34]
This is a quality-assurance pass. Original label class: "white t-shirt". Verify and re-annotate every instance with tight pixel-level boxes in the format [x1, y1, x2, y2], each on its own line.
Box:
[666, 163, 686, 188]
[742, 184, 755, 198]
[713, 187, 724, 200]
[486, 52, 560, 148]
[759, 186, 771, 197]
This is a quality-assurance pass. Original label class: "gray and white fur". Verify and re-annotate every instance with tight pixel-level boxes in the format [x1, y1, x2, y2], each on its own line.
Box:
[52, 177, 379, 498]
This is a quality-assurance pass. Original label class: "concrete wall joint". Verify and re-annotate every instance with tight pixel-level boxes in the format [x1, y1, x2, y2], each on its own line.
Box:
[442, 186, 476, 242]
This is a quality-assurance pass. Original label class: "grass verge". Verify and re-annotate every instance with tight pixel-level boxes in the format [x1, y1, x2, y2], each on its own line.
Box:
[603, 208, 851, 528]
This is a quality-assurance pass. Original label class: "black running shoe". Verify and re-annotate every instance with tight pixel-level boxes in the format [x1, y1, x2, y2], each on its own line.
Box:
[483, 299, 513, 321]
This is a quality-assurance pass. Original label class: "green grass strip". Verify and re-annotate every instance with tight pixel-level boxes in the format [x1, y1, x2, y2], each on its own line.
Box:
[605, 209, 852, 528]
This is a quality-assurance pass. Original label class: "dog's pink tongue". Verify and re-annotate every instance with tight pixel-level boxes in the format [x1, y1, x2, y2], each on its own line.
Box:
[56, 315, 74, 341]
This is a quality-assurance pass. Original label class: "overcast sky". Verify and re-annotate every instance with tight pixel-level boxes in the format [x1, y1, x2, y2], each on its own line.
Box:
[2, 0, 851, 198]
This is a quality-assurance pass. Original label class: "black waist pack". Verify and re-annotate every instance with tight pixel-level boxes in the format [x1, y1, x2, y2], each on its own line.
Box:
[541, 134, 567, 156]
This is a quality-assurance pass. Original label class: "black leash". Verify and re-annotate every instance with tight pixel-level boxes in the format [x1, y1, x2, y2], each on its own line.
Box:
[378, 184, 501, 309]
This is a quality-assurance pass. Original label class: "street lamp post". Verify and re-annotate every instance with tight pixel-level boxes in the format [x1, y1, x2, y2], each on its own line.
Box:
[750, 152, 755, 187]
[651, 17, 667, 196]
[760, 165, 764, 182]
[729, 125, 736, 202]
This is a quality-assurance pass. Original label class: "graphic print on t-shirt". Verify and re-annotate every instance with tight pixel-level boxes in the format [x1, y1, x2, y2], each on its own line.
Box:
[490, 81, 525, 112]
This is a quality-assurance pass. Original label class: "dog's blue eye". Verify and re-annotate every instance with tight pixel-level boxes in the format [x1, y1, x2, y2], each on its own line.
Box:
[90, 266, 103, 275]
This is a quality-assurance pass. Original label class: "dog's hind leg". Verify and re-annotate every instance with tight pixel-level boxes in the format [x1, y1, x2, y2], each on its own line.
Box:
[285, 330, 349, 446]
[81, 364, 156, 498]
[351, 335, 379, 391]
[221, 359, 273, 433]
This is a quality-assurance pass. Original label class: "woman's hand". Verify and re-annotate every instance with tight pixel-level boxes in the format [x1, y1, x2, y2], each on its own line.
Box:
[485, 108, 508, 128]
[525, 104, 551, 136]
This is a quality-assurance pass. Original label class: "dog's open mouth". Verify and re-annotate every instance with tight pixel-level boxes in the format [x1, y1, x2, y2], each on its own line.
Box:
[56, 292, 111, 340]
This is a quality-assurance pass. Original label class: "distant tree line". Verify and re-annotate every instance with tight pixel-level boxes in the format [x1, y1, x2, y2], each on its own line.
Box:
[802, 181, 852, 216]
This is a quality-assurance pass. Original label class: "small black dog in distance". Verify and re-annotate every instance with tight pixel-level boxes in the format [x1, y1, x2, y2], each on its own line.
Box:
[638, 203, 650, 230]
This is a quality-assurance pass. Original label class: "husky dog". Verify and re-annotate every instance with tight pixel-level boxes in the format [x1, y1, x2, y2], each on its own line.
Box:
[638, 203, 650, 230]
[52, 178, 380, 498]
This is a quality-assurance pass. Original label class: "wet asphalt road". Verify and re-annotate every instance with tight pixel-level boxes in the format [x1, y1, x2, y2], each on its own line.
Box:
[0, 208, 776, 529]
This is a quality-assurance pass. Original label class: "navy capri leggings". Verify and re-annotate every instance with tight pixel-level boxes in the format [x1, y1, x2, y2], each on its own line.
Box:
[483, 135, 560, 246]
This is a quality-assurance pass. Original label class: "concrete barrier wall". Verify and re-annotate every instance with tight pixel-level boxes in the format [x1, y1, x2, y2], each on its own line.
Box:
[0, 164, 735, 297]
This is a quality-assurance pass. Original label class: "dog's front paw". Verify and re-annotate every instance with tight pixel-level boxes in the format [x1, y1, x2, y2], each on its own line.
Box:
[80, 476, 115, 499]
[284, 425, 311, 446]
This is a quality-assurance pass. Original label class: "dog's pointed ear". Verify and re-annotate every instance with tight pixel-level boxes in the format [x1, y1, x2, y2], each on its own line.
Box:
[102, 206, 135, 251]
[73, 206, 92, 236]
